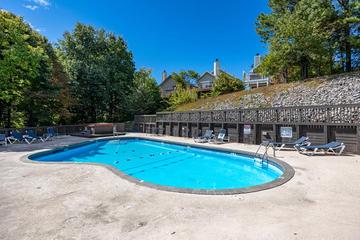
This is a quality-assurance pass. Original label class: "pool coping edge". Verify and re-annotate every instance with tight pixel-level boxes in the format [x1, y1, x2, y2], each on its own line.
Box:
[21, 136, 295, 195]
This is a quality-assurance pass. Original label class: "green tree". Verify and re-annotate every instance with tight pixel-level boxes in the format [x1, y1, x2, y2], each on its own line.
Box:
[212, 72, 244, 96]
[171, 70, 200, 89]
[0, 10, 63, 127]
[255, 0, 359, 81]
[129, 68, 164, 115]
[333, 0, 360, 71]
[20, 43, 70, 127]
[50, 48, 73, 124]
[57, 23, 135, 123]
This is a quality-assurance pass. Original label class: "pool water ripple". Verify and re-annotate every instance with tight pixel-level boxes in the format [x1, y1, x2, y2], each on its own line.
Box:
[29, 138, 288, 191]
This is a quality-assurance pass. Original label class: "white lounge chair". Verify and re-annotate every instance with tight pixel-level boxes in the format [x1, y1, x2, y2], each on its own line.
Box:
[272, 136, 310, 151]
[209, 129, 229, 144]
[43, 127, 56, 141]
[194, 130, 213, 143]
[0, 134, 7, 146]
[295, 141, 346, 156]
[25, 129, 44, 143]
[7, 131, 25, 144]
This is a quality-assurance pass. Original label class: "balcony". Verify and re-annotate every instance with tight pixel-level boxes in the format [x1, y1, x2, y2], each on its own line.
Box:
[244, 77, 270, 88]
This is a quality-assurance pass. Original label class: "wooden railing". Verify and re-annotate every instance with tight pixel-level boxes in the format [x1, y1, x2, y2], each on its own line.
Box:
[0, 124, 89, 136]
[153, 104, 360, 125]
[0, 122, 132, 136]
[134, 115, 157, 124]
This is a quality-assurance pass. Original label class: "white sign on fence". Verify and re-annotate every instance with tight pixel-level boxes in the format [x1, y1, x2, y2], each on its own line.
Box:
[244, 125, 251, 135]
[280, 127, 293, 138]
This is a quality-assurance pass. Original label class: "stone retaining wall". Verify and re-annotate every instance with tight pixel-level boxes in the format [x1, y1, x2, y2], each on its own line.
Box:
[201, 72, 360, 110]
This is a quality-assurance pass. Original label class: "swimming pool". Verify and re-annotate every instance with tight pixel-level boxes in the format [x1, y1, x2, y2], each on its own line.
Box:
[28, 138, 294, 194]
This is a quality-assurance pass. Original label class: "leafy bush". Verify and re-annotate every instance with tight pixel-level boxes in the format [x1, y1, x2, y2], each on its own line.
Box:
[168, 84, 198, 109]
[211, 72, 244, 96]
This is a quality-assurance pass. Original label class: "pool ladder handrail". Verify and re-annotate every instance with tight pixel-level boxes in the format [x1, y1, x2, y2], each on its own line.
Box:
[254, 141, 276, 167]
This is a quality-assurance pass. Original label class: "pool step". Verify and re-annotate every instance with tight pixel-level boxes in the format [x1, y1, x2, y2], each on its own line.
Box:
[253, 156, 268, 168]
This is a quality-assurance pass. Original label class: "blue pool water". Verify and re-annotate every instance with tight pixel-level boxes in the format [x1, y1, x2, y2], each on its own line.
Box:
[30, 138, 283, 190]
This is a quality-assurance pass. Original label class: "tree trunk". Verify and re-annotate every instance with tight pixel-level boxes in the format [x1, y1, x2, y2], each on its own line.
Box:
[26, 99, 36, 127]
[345, 34, 352, 72]
[91, 105, 97, 123]
[301, 60, 309, 79]
[108, 93, 114, 122]
[282, 68, 288, 83]
[329, 52, 334, 74]
[338, 0, 352, 72]
[0, 101, 3, 127]
[6, 103, 11, 128]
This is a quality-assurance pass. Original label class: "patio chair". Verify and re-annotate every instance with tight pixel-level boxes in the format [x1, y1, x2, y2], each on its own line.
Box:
[0, 134, 7, 146]
[295, 141, 345, 156]
[272, 136, 310, 151]
[194, 130, 213, 143]
[7, 131, 25, 144]
[43, 127, 56, 141]
[209, 129, 229, 144]
[25, 129, 44, 144]
[261, 132, 274, 143]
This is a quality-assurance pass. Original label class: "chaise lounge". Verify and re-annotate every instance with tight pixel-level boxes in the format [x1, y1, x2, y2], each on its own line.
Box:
[7, 131, 25, 144]
[209, 129, 229, 144]
[0, 134, 7, 146]
[25, 129, 44, 144]
[295, 141, 346, 156]
[272, 136, 310, 151]
[194, 130, 213, 143]
[43, 127, 56, 141]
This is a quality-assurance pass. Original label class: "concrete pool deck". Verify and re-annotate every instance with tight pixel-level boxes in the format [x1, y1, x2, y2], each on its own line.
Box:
[0, 133, 359, 240]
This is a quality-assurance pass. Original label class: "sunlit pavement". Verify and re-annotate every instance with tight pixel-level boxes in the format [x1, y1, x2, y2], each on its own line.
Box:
[0, 133, 359, 240]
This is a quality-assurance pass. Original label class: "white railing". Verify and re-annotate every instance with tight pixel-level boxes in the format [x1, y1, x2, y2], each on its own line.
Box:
[244, 77, 270, 87]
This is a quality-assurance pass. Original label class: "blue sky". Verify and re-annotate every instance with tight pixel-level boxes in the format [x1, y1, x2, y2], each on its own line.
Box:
[1, 0, 270, 83]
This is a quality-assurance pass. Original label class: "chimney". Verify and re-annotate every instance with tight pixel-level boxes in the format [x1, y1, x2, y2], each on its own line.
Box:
[214, 59, 220, 77]
[242, 70, 247, 80]
[254, 54, 261, 69]
[162, 70, 167, 81]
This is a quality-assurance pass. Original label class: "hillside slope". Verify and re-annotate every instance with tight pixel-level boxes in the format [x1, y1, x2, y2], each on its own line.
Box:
[175, 72, 360, 112]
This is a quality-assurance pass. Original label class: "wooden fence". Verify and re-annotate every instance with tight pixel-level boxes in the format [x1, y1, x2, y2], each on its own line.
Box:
[134, 104, 360, 154]
[0, 124, 88, 137]
[0, 122, 129, 137]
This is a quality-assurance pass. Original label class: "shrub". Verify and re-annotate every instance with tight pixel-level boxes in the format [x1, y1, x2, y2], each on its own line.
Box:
[212, 72, 244, 96]
[168, 84, 198, 109]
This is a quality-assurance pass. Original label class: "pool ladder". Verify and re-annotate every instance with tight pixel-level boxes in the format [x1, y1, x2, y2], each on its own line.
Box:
[254, 141, 276, 167]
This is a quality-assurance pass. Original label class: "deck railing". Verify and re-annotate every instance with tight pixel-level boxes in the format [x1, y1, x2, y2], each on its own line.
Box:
[153, 104, 360, 125]
[134, 115, 157, 124]
[0, 124, 88, 136]
[0, 122, 132, 136]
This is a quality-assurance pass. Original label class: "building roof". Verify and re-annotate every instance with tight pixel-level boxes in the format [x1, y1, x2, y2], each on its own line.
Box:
[159, 75, 197, 89]
[219, 70, 239, 79]
[198, 69, 237, 82]
[158, 75, 174, 88]
[198, 71, 215, 81]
